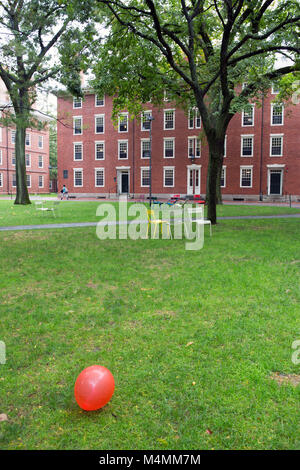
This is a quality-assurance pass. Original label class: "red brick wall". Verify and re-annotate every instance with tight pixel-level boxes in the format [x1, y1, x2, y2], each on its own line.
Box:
[0, 125, 50, 194]
[57, 91, 300, 199]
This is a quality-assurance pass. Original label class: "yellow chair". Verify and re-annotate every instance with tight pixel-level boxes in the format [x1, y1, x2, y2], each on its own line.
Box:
[147, 209, 172, 239]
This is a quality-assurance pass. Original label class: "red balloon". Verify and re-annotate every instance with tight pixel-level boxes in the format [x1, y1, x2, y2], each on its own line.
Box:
[74, 365, 115, 411]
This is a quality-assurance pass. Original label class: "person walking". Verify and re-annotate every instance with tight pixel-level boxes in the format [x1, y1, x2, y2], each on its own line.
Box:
[61, 185, 69, 200]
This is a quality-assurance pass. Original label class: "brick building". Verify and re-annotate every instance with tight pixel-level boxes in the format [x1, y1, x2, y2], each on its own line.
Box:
[0, 81, 50, 195]
[57, 87, 300, 201]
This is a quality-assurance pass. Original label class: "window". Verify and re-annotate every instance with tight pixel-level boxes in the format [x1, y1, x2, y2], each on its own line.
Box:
[141, 111, 152, 131]
[95, 168, 105, 187]
[39, 175, 44, 188]
[164, 138, 175, 158]
[12, 152, 15, 165]
[95, 95, 104, 107]
[73, 97, 82, 108]
[164, 110, 175, 130]
[25, 133, 30, 146]
[25, 153, 31, 167]
[38, 155, 43, 168]
[188, 137, 201, 158]
[164, 167, 174, 187]
[221, 166, 226, 188]
[242, 106, 254, 126]
[0, 172, 2, 187]
[73, 116, 82, 135]
[141, 139, 150, 158]
[63, 170, 68, 179]
[188, 108, 201, 129]
[74, 169, 83, 187]
[12, 174, 16, 187]
[241, 135, 253, 156]
[240, 167, 253, 187]
[73, 143, 83, 161]
[118, 113, 128, 132]
[270, 135, 283, 156]
[271, 104, 284, 125]
[95, 141, 105, 160]
[118, 140, 128, 159]
[26, 174, 31, 188]
[95, 115, 105, 134]
[141, 167, 150, 187]
[38, 135, 44, 149]
[11, 130, 16, 144]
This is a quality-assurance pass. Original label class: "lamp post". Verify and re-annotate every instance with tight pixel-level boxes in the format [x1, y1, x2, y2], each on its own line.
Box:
[148, 116, 155, 207]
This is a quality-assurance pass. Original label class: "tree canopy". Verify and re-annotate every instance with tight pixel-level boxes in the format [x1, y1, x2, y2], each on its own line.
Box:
[0, 0, 95, 203]
[88, 0, 300, 222]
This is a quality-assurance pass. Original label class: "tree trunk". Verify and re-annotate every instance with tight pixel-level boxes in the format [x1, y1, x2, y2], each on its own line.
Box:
[14, 122, 31, 205]
[216, 163, 223, 205]
[205, 138, 224, 224]
[206, 154, 219, 224]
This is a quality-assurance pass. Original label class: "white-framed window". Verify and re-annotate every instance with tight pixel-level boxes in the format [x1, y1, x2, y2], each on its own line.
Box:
[12, 152, 15, 165]
[221, 166, 226, 188]
[12, 173, 16, 187]
[0, 172, 2, 187]
[74, 168, 83, 187]
[241, 135, 254, 156]
[38, 135, 44, 149]
[240, 166, 253, 188]
[242, 105, 254, 126]
[271, 83, 280, 94]
[163, 167, 175, 187]
[118, 113, 128, 133]
[74, 142, 83, 161]
[164, 90, 171, 101]
[38, 155, 43, 168]
[0, 149, 2, 165]
[164, 138, 175, 158]
[95, 94, 104, 107]
[141, 139, 150, 159]
[242, 82, 248, 90]
[26, 174, 31, 188]
[270, 134, 283, 156]
[95, 168, 105, 187]
[188, 137, 201, 158]
[95, 141, 105, 160]
[118, 140, 128, 159]
[25, 153, 31, 167]
[224, 135, 227, 157]
[141, 111, 152, 131]
[25, 133, 30, 147]
[73, 97, 82, 109]
[38, 175, 44, 188]
[164, 109, 175, 130]
[95, 114, 105, 134]
[73, 116, 82, 135]
[11, 130, 16, 144]
[271, 104, 284, 125]
[188, 108, 201, 129]
[141, 167, 150, 187]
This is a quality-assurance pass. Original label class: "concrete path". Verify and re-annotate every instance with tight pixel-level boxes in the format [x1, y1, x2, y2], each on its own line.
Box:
[0, 213, 299, 232]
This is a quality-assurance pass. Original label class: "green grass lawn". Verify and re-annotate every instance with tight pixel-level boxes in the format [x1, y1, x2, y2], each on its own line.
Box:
[0, 199, 300, 227]
[0, 215, 299, 450]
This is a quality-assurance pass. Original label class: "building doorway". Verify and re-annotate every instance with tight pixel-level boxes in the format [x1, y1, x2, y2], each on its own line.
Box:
[268, 169, 283, 195]
[117, 169, 130, 194]
[187, 165, 201, 195]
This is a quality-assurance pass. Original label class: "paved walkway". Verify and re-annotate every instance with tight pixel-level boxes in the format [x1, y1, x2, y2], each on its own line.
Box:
[0, 213, 299, 232]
